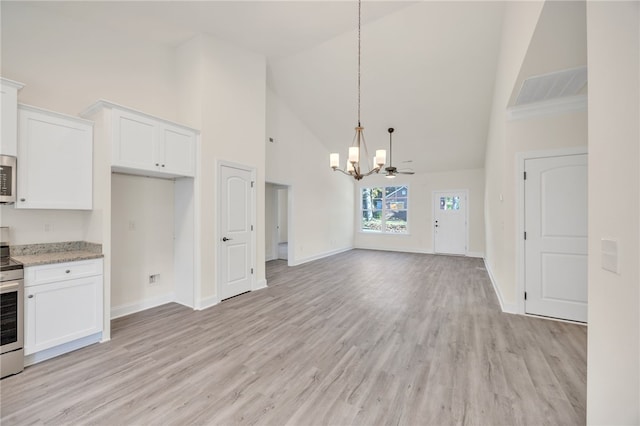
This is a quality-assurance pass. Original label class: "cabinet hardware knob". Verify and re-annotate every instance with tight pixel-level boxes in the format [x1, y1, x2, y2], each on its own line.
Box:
[155, 163, 160, 166]
[28, 295, 34, 299]
[20, 198, 26, 202]
[66, 270, 71, 273]
[161, 164, 165, 167]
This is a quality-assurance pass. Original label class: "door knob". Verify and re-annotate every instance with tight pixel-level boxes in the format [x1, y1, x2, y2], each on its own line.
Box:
[222, 237, 232, 242]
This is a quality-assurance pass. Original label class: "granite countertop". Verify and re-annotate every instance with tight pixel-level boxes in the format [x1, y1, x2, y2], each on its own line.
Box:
[11, 241, 103, 267]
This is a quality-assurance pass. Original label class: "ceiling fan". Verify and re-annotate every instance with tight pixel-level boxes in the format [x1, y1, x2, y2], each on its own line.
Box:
[384, 128, 415, 178]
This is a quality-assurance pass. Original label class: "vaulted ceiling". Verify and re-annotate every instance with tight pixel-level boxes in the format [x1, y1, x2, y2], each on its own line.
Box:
[15, 1, 509, 173]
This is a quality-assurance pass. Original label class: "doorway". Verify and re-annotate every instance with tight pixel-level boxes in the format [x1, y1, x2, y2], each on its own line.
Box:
[265, 183, 290, 263]
[433, 190, 468, 255]
[218, 162, 256, 301]
[522, 152, 588, 322]
[276, 188, 288, 260]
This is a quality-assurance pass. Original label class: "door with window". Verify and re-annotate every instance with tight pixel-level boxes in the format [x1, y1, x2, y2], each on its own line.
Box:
[524, 154, 587, 322]
[433, 191, 467, 255]
[219, 164, 254, 301]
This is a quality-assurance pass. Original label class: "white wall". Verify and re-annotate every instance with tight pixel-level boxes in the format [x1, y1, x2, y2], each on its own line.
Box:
[483, 1, 544, 305]
[0, 2, 179, 246]
[265, 183, 277, 262]
[484, 1, 589, 308]
[177, 34, 267, 303]
[354, 169, 485, 256]
[265, 88, 354, 265]
[110, 174, 175, 313]
[277, 189, 288, 243]
[0, 207, 86, 245]
[586, 2, 640, 423]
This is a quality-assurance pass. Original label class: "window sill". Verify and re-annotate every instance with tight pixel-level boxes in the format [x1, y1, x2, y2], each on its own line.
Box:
[358, 230, 411, 236]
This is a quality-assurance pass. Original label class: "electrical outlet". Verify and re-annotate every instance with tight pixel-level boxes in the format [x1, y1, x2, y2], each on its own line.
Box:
[149, 274, 160, 285]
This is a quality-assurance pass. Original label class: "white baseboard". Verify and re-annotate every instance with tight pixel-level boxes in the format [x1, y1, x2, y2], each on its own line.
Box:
[356, 246, 484, 259]
[291, 246, 353, 266]
[196, 295, 218, 311]
[466, 251, 485, 258]
[253, 278, 268, 291]
[111, 293, 175, 319]
[483, 259, 518, 314]
[355, 246, 433, 255]
[25, 333, 102, 366]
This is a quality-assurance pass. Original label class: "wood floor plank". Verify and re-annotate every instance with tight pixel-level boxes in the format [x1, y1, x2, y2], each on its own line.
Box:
[0, 250, 587, 425]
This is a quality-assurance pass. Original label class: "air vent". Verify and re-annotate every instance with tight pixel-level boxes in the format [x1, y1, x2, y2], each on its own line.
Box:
[515, 66, 587, 105]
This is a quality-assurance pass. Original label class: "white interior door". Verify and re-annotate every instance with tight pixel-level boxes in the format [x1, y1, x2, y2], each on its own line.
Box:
[524, 154, 587, 322]
[433, 191, 467, 255]
[219, 164, 254, 300]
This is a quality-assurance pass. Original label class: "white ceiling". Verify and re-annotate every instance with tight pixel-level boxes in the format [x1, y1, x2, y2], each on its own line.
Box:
[268, 1, 506, 173]
[25, 1, 417, 58]
[19, 1, 508, 174]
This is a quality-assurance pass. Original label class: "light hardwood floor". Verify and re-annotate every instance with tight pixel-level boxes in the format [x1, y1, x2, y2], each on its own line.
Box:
[0, 250, 587, 425]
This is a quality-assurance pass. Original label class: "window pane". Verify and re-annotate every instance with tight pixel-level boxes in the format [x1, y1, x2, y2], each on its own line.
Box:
[362, 210, 383, 231]
[384, 211, 408, 233]
[362, 187, 383, 210]
[439, 196, 460, 210]
[385, 186, 408, 209]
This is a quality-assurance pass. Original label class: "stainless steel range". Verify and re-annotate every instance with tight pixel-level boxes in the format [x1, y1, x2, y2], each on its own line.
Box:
[0, 227, 24, 378]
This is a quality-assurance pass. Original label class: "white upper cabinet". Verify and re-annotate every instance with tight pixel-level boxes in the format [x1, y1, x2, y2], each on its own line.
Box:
[160, 123, 196, 177]
[17, 104, 93, 210]
[113, 108, 158, 173]
[86, 101, 197, 178]
[1, 78, 25, 157]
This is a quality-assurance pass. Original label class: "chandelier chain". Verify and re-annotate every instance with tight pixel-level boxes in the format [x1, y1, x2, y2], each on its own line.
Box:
[357, 0, 361, 126]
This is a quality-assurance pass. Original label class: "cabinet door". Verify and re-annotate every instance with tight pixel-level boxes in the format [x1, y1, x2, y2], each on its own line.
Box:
[159, 124, 196, 177]
[17, 106, 93, 210]
[112, 109, 159, 173]
[25, 275, 103, 355]
[1, 80, 21, 157]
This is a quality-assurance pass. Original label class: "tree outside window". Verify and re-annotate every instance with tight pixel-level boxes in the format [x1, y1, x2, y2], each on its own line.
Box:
[361, 186, 408, 233]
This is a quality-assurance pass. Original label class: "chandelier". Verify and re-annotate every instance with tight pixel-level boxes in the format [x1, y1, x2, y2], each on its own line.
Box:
[330, 0, 386, 181]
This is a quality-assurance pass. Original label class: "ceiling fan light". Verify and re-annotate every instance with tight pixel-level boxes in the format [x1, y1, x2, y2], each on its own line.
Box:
[385, 173, 396, 179]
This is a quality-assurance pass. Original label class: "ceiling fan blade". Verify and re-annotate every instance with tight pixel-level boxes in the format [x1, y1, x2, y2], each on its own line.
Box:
[398, 170, 415, 175]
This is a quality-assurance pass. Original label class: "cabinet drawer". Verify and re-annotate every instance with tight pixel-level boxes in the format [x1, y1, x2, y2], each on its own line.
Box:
[26, 259, 103, 287]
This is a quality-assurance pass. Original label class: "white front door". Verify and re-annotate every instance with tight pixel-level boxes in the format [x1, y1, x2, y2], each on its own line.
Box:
[525, 154, 587, 322]
[433, 191, 467, 255]
[219, 164, 254, 300]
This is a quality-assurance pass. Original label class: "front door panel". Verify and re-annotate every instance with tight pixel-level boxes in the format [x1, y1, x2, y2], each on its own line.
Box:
[433, 191, 467, 255]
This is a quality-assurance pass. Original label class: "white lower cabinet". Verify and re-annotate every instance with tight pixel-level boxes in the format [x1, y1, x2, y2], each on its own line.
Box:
[24, 259, 103, 358]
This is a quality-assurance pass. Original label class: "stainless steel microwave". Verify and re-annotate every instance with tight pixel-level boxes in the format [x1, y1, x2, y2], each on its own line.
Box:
[0, 155, 17, 204]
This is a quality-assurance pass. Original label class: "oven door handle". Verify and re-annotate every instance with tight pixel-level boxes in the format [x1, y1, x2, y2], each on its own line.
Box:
[0, 281, 22, 293]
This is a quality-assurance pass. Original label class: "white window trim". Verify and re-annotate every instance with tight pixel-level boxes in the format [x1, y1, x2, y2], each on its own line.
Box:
[359, 184, 410, 235]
